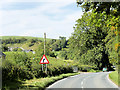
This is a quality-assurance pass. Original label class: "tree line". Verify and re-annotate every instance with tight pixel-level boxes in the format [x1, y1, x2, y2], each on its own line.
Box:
[67, 2, 119, 70]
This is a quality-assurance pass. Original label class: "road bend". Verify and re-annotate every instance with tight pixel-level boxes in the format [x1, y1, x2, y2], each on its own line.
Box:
[46, 72, 118, 89]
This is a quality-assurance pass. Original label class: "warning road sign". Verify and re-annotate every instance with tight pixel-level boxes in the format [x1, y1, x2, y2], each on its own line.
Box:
[39, 55, 49, 64]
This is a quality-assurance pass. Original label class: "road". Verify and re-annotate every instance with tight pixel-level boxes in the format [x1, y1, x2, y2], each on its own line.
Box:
[46, 72, 118, 89]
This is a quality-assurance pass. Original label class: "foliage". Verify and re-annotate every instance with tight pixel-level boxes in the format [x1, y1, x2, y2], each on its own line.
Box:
[1, 44, 8, 52]
[68, 11, 111, 69]
[13, 48, 23, 51]
[58, 48, 68, 60]
[77, 2, 120, 16]
[2, 73, 79, 90]
[2, 51, 74, 89]
[68, 2, 120, 69]
[104, 15, 120, 65]
[109, 71, 118, 86]
[28, 43, 34, 47]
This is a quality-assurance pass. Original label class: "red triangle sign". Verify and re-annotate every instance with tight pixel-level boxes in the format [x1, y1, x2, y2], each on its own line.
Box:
[39, 55, 49, 64]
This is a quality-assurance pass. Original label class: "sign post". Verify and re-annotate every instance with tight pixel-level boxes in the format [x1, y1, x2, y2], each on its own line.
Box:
[44, 33, 47, 73]
[39, 33, 49, 73]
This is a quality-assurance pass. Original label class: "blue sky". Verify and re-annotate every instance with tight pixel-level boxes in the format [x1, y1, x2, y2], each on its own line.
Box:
[0, 0, 83, 39]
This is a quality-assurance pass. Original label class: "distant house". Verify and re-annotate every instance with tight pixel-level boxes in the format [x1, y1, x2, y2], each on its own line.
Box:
[0, 52, 6, 59]
[8, 46, 36, 54]
[24, 49, 35, 54]
[8, 47, 13, 51]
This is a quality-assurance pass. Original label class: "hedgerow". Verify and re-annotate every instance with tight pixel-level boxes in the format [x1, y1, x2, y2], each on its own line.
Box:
[2, 52, 73, 88]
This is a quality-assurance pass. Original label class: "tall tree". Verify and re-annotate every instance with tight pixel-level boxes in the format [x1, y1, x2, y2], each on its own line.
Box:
[77, 2, 120, 16]
[68, 10, 113, 69]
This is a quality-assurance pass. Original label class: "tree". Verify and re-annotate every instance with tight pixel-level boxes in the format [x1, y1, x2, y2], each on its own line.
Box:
[35, 42, 56, 57]
[77, 2, 120, 16]
[59, 36, 67, 48]
[104, 15, 120, 65]
[68, 11, 111, 69]
[1, 45, 8, 52]
[70, 1, 120, 69]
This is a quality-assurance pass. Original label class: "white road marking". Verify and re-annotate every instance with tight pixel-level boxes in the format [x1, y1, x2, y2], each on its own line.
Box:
[81, 81, 83, 85]
[47, 78, 67, 88]
[106, 73, 118, 88]
[70, 74, 80, 78]
[80, 75, 92, 88]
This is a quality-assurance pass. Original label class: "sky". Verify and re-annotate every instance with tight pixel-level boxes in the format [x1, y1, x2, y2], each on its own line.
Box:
[0, 0, 83, 39]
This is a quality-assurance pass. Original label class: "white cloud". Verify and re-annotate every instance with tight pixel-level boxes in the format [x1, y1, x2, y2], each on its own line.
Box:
[1, 1, 83, 39]
[1, 0, 75, 3]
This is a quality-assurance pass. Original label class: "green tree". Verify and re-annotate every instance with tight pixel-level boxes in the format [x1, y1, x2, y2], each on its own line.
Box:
[1, 45, 8, 52]
[59, 36, 67, 48]
[77, 2, 120, 16]
[68, 11, 111, 69]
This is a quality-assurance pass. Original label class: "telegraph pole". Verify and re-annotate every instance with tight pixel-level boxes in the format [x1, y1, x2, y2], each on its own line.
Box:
[44, 33, 47, 73]
[44, 33, 46, 55]
[42, 33, 46, 71]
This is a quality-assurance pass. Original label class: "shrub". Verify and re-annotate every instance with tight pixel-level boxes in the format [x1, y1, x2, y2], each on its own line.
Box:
[3, 52, 74, 85]
[88, 69, 96, 72]
[28, 43, 34, 47]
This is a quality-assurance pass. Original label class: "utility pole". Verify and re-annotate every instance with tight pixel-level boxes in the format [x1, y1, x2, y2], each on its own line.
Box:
[42, 33, 46, 71]
[44, 33, 47, 73]
[44, 33, 46, 55]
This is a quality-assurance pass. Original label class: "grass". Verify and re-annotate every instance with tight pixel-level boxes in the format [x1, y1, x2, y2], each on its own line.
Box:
[3, 73, 79, 90]
[109, 71, 118, 86]
[23, 73, 79, 89]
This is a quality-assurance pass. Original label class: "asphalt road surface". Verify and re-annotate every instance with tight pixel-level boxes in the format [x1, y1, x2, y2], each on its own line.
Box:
[47, 72, 118, 89]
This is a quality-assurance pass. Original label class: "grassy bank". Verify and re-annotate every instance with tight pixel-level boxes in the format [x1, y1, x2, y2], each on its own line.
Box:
[109, 71, 118, 86]
[3, 72, 79, 90]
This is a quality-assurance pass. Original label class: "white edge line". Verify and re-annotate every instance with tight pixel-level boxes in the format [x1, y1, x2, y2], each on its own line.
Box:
[47, 74, 80, 88]
[107, 73, 118, 88]
[47, 78, 67, 88]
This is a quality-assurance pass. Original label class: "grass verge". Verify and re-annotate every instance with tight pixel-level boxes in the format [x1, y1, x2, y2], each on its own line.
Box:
[22, 73, 79, 89]
[3, 73, 79, 90]
[109, 71, 118, 86]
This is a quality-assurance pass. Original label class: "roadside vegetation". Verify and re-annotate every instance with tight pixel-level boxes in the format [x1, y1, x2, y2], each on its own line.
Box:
[3, 72, 79, 90]
[2, 52, 73, 89]
[109, 71, 118, 86]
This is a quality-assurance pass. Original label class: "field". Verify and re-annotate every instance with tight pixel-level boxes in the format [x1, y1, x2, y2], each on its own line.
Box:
[1, 36, 51, 41]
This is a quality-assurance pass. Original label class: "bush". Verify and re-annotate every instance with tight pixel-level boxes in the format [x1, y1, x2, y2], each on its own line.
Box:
[28, 43, 34, 47]
[3, 52, 74, 84]
[88, 69, 96, 72]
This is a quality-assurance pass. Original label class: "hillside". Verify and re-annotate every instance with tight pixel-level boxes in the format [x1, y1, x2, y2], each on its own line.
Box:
[1, 36, 68, 57]
[1, 36, 51, 41]
[1, 36, 56, 50]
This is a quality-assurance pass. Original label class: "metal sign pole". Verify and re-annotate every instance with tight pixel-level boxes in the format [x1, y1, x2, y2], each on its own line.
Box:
[42, 64, 43, 71]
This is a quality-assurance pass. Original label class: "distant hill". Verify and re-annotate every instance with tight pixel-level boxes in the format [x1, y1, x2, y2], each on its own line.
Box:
[1, 36, 55, 50]
[1, 36, 67, 52]
[1, 36, 51, 41]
